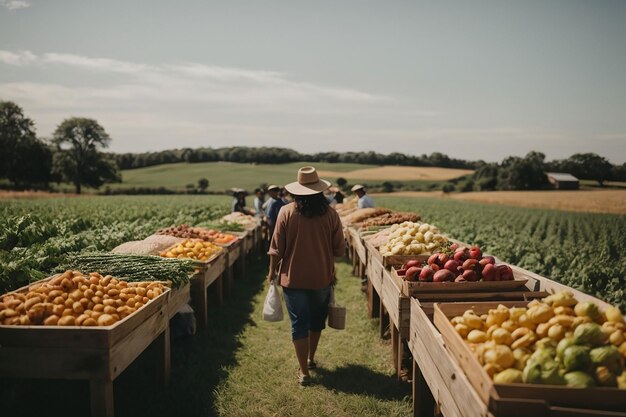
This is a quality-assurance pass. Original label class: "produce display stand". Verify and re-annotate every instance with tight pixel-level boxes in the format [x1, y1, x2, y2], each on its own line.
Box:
[434, 301, 626, 416]
[348, 227, 367, 278]
[364, 239, 384, 323]
[223, 238, 243, 297]
[0, 279, 171, 417]
[167, 281, 191, 319]
[381, 258, 548, 379]
[407, 267, 626, 417]
[189, 252, 227, 329]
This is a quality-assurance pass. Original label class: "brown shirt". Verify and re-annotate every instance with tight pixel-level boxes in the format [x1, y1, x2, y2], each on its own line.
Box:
[268, 202, 345, 289]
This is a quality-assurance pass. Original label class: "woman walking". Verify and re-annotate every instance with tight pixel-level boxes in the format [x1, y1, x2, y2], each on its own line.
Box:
[267, 166, 345, 386]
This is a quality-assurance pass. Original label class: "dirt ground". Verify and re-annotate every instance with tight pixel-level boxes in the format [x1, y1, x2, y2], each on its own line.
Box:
[0, 190, 79, 199]
[372, 189, 626, 215]
[318, 166, 473, 181]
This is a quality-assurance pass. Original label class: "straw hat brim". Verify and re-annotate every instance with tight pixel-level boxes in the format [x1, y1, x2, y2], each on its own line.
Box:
[284, 179, 331, 196]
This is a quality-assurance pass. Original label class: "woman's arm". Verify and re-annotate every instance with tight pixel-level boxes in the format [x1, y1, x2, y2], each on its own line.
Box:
[267, 254, 280, 283]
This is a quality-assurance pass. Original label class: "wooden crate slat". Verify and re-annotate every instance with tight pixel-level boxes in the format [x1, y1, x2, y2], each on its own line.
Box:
[409, 298, 489, 417]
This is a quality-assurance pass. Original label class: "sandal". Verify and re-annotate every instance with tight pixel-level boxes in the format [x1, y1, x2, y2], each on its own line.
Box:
[297, 369, 311, 386]
[307, 359, 317, 370]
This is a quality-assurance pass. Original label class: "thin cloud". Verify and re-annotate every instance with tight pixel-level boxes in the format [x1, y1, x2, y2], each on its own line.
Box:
[0, 50, 36, 65]
[0, 0, 30, 10]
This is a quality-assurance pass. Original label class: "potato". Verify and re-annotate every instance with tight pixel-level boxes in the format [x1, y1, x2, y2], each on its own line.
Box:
[92, 296, 102, 305]
[108, 288, 120, 297]
[26, 306, 44, 324]
[80, 297, 89, 307]
[72, 301, 84, 314]
[70, 289, 83, 301]
[60, 278, 74, 291]
[103, 299, 115, 307]
[93, 304, 105, 312]
[58, 316, 76, 326]
[103, 306, 117, 315]
[101, 276, 112, 286]
[89, 276, 100, 285]
[97, 314, 115, 326]
[52, 304, 65, 316]
[75, 314, 89, 326]
[44, 315, 59, 325]
[19, 315, 30, 325]
[84, 289, 95, 299]
[53, 296, 65, 305]
[83, 318, 98, 326]
[61, 308, 74, 317]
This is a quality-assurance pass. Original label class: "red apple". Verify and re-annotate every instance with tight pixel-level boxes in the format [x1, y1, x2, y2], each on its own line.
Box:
[433, 269, 455, 282]
[462, 258, 479, 271]
[495, 264, 514, 281]
[449, 243, 459, 251]
[404, 260, 422, 269]
[482, 263, 496, 281]
[444, 260, 460, 274]
[479, 256, 495, 266]
[430, 264, 440, 272]
[438, 253, 450, 265]
[427, 253, 439, 266]
[469, 246, 482, 260]
[419, 267, 434, 282]
[453, 249, 468, 263]
[462, 269, 478, 282]
[406, 266, 422, 281]
[455, 275, 467, 282]
[396, 268, 407, 276]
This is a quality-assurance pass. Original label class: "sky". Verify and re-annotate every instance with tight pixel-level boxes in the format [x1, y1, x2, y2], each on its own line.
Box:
[1, 0, 625, 163]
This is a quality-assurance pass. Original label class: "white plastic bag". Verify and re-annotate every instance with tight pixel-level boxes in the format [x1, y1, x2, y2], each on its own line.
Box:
[263, 279, 283, 322]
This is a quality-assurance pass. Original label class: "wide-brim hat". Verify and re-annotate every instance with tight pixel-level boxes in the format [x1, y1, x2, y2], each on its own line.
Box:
[285, 166, 331, 196]
[267, 184, 280, 192]
[351, 184, 365, 192]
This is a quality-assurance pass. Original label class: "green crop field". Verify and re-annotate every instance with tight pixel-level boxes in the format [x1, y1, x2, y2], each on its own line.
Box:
[378, 196, 626, 309]
[112, 161, 446, 192]
[1, 194, 624, 308]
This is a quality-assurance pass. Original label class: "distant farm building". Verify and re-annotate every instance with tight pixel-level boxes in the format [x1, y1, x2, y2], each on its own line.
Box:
[547, 172, 579, 190]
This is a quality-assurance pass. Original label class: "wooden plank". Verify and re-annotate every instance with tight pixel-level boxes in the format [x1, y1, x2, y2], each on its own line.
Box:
[412, 360, 435, 417]
[0, 345, 108, 379]
[167, 282, 190, 319]
[382, 269, 400, 328]
[90, 379, 114, 417]
[155, 325, 171, 387]
[409, 290, 548, 302]
[409, 298, 490, 417]
[383, 253, 429, 268]
[108, 299, 168, 380]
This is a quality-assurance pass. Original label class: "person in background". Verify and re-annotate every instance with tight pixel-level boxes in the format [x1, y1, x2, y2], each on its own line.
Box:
[232, 189, 254, 215]
[280, 187, 291, 204]
[324, 188, 336, 207]
[332, 187, 345, 204]
[265, 185, 285, 240]
[267, 166, 345, 386]
[253, 188, 265, 219]
[351, 184, 374, 209]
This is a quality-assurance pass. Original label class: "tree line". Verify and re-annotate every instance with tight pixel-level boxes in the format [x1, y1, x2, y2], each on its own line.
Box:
[2, 99, 625, 194]
[113, 147, 479, 170]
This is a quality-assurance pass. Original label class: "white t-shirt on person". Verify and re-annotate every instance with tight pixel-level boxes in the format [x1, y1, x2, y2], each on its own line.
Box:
[358, 195, 374, 209]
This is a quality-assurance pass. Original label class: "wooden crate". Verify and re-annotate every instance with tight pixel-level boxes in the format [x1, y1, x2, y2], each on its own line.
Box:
[365, 241, 384, 297]
[409, 297, 489, 417]
[190, 252, 226, 329]
[434, 302, 626, 414]
[0, 278, 171, 417]
[382, 253, 430, 268]
[167, 282, 191, 319]
[349, 227, 368, 267]
[381, 267, 410, 340]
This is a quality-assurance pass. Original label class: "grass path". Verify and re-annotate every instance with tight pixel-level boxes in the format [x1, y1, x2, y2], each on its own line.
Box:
[213, 258, 411, 417]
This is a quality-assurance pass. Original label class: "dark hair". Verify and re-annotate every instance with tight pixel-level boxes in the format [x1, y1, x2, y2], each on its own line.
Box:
[294, 193, 329, 218]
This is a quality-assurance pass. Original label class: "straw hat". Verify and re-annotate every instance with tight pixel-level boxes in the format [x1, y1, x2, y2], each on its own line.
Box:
[351, 184, 365, 192]
[267, 184, 280, 192]
[285, 166, 331, 196]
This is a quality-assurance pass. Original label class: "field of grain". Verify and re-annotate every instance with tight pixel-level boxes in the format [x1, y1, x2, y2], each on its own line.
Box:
[317, 166, 473, 181]
[115, 161, 465, 192]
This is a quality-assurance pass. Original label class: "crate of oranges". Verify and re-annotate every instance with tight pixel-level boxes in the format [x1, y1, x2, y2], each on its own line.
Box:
[159, 238, 224, 264]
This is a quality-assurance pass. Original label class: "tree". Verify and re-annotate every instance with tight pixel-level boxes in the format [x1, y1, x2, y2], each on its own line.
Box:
[51, 118, 120, 194]
[381, 181, 394, 193]
[567, 153, 613, 186]
[336, 177, 347, 189]
[198, 178, 209, 192]
[0, 101, 53, 187]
